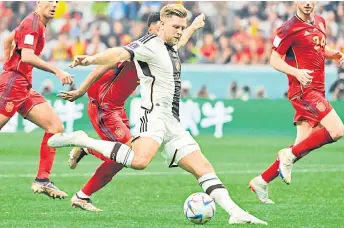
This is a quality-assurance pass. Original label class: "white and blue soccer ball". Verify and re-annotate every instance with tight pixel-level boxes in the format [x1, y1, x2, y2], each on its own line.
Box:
[183, 192, 216, 224]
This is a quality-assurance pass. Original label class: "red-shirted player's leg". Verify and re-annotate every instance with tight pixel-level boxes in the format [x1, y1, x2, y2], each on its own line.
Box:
[291, 109, 343, 158]
[73, 106, 130, 210]
[279, 95, 344, 184]
[21, 91, 67, 199]
[260, 121, 317, 183]
[249, 121, 322, 203]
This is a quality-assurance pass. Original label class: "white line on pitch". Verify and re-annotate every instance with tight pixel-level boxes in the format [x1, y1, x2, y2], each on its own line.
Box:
[0, 168, 344, 178]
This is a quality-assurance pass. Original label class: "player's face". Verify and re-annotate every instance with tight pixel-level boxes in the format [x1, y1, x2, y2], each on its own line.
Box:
[148, 22, 160, 35]
[161, 15, 187, 46]
[296, 1, 316, 15]
[38, 1, 58, 19]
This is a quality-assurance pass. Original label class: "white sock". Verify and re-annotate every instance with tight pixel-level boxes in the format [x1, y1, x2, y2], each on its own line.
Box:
[76, 190, 90, 199]
[84, 138, 116, 156]
[85, 138, 134, 168]
[108, 142, 134, 168]
[258, 175, 268, 184]
[198, 173, 238, 215]
[286, 148, 297, 159]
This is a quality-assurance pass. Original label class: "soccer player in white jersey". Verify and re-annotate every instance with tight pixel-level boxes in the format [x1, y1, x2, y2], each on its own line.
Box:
[49, 4, 267, 225]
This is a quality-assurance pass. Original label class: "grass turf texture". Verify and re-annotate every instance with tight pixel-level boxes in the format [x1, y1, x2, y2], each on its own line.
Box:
[0, 132, 343, 227]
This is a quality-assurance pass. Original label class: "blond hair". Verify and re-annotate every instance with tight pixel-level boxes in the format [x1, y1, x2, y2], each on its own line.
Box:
[160, 4, 188, 19]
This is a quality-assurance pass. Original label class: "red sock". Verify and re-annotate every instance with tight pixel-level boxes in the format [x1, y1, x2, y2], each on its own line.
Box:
[292, 128, 334, 158]
[82, 161, 123, 196]
[261, 159, 279, 183]
[36, 133, 56, 180]
[87, 148, 113, 163]
[261, 145, 294, 183]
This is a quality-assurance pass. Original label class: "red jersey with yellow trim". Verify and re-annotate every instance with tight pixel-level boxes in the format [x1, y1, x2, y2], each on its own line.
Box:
[272, 15, 326, 99]
[87, 61, 139, 109]
[3, 12, 46, 86]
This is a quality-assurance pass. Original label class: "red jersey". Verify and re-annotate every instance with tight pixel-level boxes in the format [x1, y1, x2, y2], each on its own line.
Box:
[272, 15, 327, 99]
[87, 61, 139, 109]
[3, 12, 46, 85]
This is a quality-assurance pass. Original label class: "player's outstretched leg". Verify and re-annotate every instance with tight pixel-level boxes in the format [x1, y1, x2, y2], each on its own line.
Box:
[279, 110, 343, 184]
[48, 131, 136, 167]
[25, 101, 67, 199]
[49, 131, 161, 170]
[178, 150, 267, 225]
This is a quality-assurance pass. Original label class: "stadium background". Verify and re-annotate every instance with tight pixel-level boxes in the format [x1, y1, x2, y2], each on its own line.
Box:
[1, 1, 344, 227]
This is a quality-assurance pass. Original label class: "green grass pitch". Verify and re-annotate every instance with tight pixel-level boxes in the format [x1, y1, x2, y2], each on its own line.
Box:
[0, 132, 343, 227]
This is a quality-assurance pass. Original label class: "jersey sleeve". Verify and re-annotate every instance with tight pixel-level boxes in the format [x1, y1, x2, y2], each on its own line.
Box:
[16, 19, 40, 51]
[272, 26, 294, 56]
[123, 40, 155, 62]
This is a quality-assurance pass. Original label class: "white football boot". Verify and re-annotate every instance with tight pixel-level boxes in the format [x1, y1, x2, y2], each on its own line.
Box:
[48, 130, 89, 148]
[249, 176, 274, 204]
[229, 206, 268, 225]
[71, 194, 102, 212]
[278, 148, 296, 185]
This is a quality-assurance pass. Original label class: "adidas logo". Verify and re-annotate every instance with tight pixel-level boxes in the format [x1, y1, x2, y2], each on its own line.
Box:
[304, 31, 311, 36]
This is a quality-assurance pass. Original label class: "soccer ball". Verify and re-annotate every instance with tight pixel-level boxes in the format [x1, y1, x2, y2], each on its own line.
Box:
[183, 192, 216, 224]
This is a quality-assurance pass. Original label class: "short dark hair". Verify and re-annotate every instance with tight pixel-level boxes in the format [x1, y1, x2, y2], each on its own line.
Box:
[147, 12, 160, 27]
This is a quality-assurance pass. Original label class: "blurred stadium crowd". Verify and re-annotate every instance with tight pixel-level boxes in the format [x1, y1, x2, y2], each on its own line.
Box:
[1, 1, 344, 100]
[1, 1, 344, 65]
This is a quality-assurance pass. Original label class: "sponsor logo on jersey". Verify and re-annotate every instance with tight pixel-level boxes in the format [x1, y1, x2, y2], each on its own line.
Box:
[5, 102, 14, 113]
[316, 101, 326, 112]
[114, 128, 125, 139]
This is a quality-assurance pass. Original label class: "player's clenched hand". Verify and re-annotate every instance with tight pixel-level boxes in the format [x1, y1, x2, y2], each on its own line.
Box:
[56, 70, 74, 85]
[191, 13, 205, 30]
[333, 51, 344, 67]
[70, 55, 96, 68]
[57, 89, 85, 102]
[295, 69, 313, 87]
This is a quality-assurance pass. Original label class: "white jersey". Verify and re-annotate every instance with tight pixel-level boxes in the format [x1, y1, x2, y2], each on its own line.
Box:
[124, 33, 181, 120]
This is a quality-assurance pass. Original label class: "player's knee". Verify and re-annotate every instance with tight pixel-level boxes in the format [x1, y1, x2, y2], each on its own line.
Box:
[333, 125, 344, 141]
[131, 156, 150, 170]
[47, 123, 64, 134]
[329, 125, 344, 141]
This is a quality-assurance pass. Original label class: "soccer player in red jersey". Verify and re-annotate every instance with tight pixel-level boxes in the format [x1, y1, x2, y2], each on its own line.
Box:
[249, 1, 344, 204]
[58, 12, 205, 211]
[0, 1, 72, 199]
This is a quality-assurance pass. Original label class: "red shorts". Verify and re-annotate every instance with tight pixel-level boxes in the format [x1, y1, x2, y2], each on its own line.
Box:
[0, 71, 46, 118]
[88, 101, 132, 143]
[291, 91, 333, 128]
[87, 101, 132, 160]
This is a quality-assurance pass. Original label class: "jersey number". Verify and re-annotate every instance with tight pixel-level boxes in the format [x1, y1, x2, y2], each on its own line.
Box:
[313, 35, 325, 50]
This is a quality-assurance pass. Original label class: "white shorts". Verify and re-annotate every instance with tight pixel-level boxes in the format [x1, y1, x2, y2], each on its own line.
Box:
[136, 107, 200, 167]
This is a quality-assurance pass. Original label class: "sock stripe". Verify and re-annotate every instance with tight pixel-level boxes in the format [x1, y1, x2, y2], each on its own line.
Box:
[199, 178, 219, 187]
[123, 148, 131, 165]
[110, 143, 122, 161]
[206, 184, 226, 195]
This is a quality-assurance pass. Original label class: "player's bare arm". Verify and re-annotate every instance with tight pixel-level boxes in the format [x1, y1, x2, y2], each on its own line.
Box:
[325, 46, 344, 66]
[3, 30, 15, 59]
[58, 63, 116, 102]
[70, 48, 131, 67]
[270, 50, 313, 87]
[177, 13, 205, 49]
[21, 48, 73, 85]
